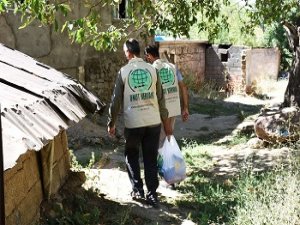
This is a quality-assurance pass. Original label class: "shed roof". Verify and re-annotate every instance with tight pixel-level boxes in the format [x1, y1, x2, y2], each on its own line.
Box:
[0, 44, 105, 170]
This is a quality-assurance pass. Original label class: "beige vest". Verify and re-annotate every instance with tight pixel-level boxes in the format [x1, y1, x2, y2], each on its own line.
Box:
[153, 59, 181, 117]
[121, 58, 161, 128]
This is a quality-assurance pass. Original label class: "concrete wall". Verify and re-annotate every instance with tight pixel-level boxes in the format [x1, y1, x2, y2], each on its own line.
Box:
[4, 130, 70, 225]
[245, 48, 281, 86]
[159, 41, 206, 83]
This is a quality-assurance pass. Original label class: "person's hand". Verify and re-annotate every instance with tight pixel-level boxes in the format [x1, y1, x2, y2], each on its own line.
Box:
[166, 135, 171, 142]
[107, 125, 116, 136]
[162, 118, 173, 141]
[164, 121, 173, 140]
[182, 108, 189, 122]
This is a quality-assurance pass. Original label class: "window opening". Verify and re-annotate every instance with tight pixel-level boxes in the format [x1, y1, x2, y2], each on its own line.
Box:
[113, 0, 130, 19]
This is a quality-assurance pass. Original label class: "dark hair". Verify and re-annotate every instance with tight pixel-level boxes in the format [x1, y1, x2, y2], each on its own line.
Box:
[144, 44, 159, 58]
[124, 38, 140, 55]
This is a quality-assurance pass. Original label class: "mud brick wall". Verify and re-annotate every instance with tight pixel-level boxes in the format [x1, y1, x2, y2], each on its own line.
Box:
[4, 130, 70, 225]
[159, 41, 206, 83]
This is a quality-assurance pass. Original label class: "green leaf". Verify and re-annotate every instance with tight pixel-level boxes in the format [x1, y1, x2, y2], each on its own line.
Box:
[19, 16, 35, 29]
[32, 0, 40, 14]
[61, 21, 68, 32]
[59, 3, 71, 17]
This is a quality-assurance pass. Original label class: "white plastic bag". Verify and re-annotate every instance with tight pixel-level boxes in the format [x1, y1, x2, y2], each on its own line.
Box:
[157, 135, 186, 184]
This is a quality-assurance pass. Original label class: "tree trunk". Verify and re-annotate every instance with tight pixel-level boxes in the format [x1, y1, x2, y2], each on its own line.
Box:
[282, 22, 300, 107]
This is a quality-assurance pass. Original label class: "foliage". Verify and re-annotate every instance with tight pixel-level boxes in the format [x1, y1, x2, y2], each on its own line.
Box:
[70, 149, 96, 171]
[189, 1, 265, 46]
[262, 24, 293, 71]
[254, 7, 300, 71]
[242, 0, 300, 30]
[1, 0, 300, 56]
[0, 0, 232, 51]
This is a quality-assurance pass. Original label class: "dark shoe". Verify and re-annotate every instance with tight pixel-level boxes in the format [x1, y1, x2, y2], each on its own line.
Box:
[146, 192, 159, 208]
[131, 189, 145, 200]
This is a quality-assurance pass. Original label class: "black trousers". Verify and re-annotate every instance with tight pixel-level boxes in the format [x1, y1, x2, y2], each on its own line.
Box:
[124, 124, 161, 194]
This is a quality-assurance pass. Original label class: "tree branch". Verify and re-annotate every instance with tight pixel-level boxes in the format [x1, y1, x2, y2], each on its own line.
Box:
[282, 21, 299, 51]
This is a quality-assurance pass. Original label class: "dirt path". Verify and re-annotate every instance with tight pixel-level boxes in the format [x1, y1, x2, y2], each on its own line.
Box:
[68, 116, 197, 224]
[65, 81, 291, 225]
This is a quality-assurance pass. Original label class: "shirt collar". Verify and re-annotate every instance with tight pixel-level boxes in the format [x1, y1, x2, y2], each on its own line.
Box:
[128, 57, 144, 64]
[154, 58, 168, 64]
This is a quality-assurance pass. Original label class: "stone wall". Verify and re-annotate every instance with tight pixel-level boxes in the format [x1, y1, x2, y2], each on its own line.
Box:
[205, 44, 248, 89]
[4, 130, 70, 225]
[158, 41, 206, 84]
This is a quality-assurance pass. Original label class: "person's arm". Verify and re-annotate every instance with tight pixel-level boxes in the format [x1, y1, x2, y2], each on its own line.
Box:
[176, 68, 189, 122]
[178, 80, 189, 122]
[107, 71, 124, 135]
[156, 72, 172, 136]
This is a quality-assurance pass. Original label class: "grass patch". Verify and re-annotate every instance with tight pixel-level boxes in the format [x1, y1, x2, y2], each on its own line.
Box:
[219, 133, 253, 147]
[177, 164, 300, 224]
[177, 139, 300, 225]
[189, 100, 261, 118]
[71, 149, 102, 167]
[40, 191, 101, 225]
[179, 140, 236, 224]
[181, 139, 215, 170]
[179, 177, 236, 224]
[231, 166, 300, 225]
[184, 76, 226, 100]
[177, 132, 229, 146]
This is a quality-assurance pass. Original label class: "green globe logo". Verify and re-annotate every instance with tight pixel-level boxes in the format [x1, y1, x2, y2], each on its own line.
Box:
[128, 69, 152, 92]
[158, 68, 175, 87]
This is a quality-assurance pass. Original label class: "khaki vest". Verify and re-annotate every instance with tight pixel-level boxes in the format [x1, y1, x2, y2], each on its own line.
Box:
[121, 58, 161, 128]
[153, 59, 181, 117]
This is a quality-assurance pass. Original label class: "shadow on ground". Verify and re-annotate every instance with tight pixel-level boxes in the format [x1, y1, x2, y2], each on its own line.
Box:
[40, 170, 195, 225]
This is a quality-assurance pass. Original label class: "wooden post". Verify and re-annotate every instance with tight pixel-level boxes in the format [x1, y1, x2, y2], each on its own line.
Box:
[0, 105, 5, 225]
[48, 140, 54, 200]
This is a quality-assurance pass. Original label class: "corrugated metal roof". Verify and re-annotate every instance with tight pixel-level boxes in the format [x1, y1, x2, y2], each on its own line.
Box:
[0, 44, 105, 170]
